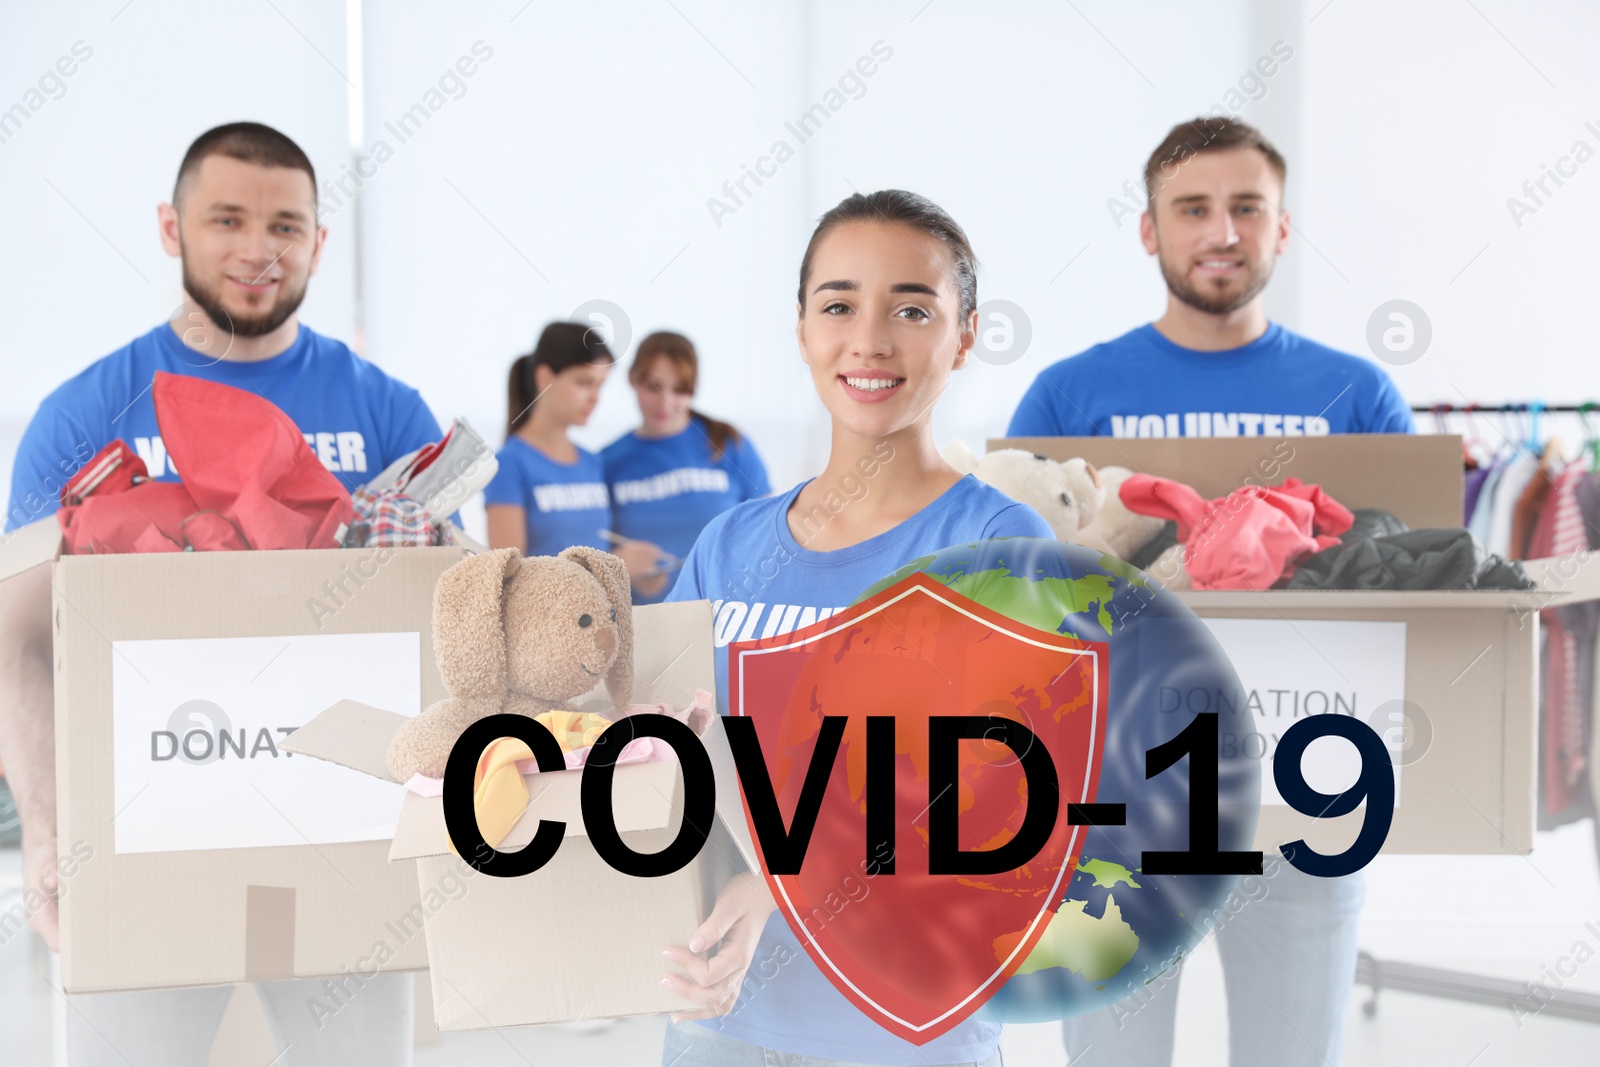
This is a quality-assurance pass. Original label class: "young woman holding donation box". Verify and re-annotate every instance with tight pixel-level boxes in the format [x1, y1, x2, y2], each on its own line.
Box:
[602, 331, 770, 605]
[485, 322, 663, 585]
[657, 191, 1053, 1066]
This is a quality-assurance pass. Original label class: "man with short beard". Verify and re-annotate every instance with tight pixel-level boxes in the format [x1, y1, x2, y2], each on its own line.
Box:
[0, 122, 440, 1065]
[1009, 118, 1410, 1067]
[1008, 117, 1412, 440]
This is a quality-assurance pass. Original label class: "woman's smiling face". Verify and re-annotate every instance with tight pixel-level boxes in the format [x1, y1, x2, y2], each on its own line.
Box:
[796, 220, 976, 440]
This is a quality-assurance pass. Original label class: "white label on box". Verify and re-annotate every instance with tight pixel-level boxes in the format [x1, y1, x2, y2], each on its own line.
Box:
[111, 632, 420, 854]
[1199, 618, 1406, 807]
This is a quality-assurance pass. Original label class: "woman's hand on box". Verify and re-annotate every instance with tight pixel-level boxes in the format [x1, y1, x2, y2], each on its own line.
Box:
[661, 871, 776, 1021]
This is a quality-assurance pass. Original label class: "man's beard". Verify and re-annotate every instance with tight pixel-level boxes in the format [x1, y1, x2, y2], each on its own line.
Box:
[1158, 250, 1274, 315]
[181, 258, 309, 339]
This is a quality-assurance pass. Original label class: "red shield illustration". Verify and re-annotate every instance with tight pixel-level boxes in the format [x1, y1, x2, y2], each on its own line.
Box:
[728, 571, 1108, 1045]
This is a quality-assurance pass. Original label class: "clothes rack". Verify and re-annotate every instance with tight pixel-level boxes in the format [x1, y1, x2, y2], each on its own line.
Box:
[1353, 403, 1600, 1024]
[1409, 403, 1596, 413]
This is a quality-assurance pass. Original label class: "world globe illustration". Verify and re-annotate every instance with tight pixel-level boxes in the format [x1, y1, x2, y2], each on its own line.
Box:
[855, 537, 1262, 1023]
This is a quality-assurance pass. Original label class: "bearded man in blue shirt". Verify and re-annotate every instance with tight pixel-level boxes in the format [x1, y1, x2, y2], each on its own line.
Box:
[1010, 117, 1411, 1067]
[0, 122, 440, 1066]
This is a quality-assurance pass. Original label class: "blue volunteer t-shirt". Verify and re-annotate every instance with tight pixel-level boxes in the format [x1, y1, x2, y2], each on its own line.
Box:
[602, 416, 772, 604]
[484, 437, 609, 557]
[1006, 322, 1415, 438]
[664, 472, 1053, 1065]
[5, 321, 442, 533]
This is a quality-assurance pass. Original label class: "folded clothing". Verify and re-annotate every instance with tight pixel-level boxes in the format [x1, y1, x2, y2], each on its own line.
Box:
[1127, 520, 1179, 571]
[358, 418, 496, 518]
[343, 418, 494, 548]
[1120, 474, 1354, 591]
[343, 487, 451, 548]
[1341, 507, 1408, 545]
[1287, 528, 1535, 591]
[400, 418, 497, 519]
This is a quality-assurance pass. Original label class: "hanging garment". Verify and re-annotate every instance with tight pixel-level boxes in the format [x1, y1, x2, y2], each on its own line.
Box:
[1590, 624, 1600, 862]
[1467, 457, 1508, 545]
[1576, 472, 1600, 550]
[1486, 451, 1540, 558]
[1287, 528, 1533, 591]
[1531, 463, 1592, 817]
[1511, 468, 1555, 561]
[1118, 474, 1353, 590]
[1511, 440, 1565, 560]
[1526, 473, 1568, 820]
[1463, 465, 1493, 525]
[1548, 466, 1593, 797]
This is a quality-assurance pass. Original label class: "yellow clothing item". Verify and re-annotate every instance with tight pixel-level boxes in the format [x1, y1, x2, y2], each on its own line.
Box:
[533, 709, 613, 753]
[450, 710, 615, 853]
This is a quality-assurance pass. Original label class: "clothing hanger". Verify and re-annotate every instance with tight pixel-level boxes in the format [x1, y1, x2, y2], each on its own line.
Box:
[1491, 404, 1519, 463]
[1461, 403, 1492, 467]
[1578, 402, 1600, 470]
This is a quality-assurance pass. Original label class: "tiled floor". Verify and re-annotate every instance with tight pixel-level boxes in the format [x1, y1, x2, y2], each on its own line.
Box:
[4, 837, 1598, 1066]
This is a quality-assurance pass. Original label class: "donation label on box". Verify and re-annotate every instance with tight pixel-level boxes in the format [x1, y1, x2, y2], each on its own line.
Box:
[1198, 618, 1407, 807]
[111, 631, 420, 853]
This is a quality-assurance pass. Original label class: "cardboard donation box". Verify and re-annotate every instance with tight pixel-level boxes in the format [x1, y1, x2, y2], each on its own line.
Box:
[286, 600, 757, 1029]
[999, 434, 1600, 858]
[39, 540, 470, 993]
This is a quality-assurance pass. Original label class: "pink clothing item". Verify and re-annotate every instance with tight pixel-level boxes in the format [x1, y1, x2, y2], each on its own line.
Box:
[154, 371, 354, 550]
[403, 688, 716, 797]
[58, 480, 249, 554]
[1119, 474, 1354, 590]
[62, 440, 147, 504]
[56, 373, 354, 553]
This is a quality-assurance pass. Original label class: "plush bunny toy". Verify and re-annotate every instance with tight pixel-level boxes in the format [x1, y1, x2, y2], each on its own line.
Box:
[385, 545, 634, 781]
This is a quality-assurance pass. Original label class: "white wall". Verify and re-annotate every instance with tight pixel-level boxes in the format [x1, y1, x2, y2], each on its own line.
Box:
[1297, 0, 1600, 406]
[0, 0, 356, 494]
[6, 0, 1600, 507]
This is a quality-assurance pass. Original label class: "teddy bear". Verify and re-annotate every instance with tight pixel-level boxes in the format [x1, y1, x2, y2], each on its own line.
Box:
[943, 440, 1106, 543]
[1076, 465, 1169, 561]
[385, 544, 634, 781]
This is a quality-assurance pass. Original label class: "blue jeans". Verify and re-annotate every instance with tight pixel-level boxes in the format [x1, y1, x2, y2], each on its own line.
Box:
[1062, 857, 1365, 1066]
[663, 1020, 1004, 1066]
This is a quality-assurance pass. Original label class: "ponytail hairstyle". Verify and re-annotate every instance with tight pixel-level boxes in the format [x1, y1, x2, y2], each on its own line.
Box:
[506, 321, 615, 437]
[797, 189, 979, 319]
[629, 330, 744, 462]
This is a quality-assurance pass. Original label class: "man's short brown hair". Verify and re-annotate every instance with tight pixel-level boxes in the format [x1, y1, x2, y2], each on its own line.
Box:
[173, 122, 317, 209]
[1143, 117, 1286, 204]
